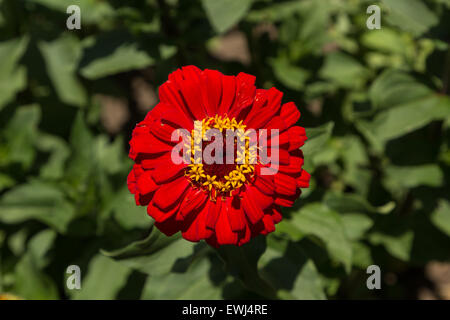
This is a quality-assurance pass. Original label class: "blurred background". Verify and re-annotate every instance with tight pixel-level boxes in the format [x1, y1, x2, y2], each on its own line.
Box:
[0, 0, 450, 300]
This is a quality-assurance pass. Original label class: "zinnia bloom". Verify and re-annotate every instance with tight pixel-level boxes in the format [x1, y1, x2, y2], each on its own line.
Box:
[127, 66, 310, 247]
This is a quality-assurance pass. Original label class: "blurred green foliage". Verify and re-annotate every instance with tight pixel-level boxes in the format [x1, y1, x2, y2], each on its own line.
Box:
[0, 0, 449, 300]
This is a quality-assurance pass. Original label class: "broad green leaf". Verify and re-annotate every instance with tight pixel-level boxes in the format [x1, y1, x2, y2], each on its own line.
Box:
[3, 104, 40, 169]
[320, 52, 370, 88]
[324, 192, 394, 215]
[141, 257, 224, 300]
[384, 164, 444, 192]
[39, 36, 87, 107]
[369, 70, 431, 110]
[302, 122, 334, 157]
[341, 214, 374, 241]
[258, 235, 325, 300]
[66, 112, 95, 185]
[270, 58, 309, 90]
[8, 229, 29, 256]
[36, 133, 70, 180]
[0, 37, 28, 110]
[218, 236, 277, 299]
[102, 228, 195, 276]
[27, 230, 57, 269]
[382, 0, 438, 36]
[80, 33, 154, 79]
[247, 1, 305, 22]
[289, 203, 352, 272]
[110, 187, 152, 231]
[13, 230, 58, 300]
[351, 242, 373, 268]
[71, 254, 132, 300]
[369, 231, 414, 261]
[0, 173, 15, 192]
[95, 135, 128, 175]
[431, 200, 450, 237]
[202, 0, 253, 34]
[362, 28, 415, 56]
[357, 95, 450, 149]
[0, 181, 76, 233]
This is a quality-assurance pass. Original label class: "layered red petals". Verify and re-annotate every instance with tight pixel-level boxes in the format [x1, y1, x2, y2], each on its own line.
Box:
[127, 66, 310, 247]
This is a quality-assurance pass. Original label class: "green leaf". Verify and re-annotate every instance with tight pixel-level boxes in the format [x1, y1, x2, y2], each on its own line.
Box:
[270, 58, 310, 90]
[369, 231, 414, 261]
[218, 236, 277, 299]
[71, 254, 132, 300]
[0, 37, 28, 110]
[0, 173, 14, 192]
[382, 0, 438, 36]
[320, 52, 369, 88]
[431, 200, 450, 237]
[362, 28, 415, 56]
[2, 104, 40, 169]
[102, 228, 196, 276]
[351, 242, 373, 268]
[66, 112, 95, 185]
[13, 230, 58, 299]
[357, 95, 450, 150]
[384, 164, 444, 191]
[247, 1, 305, 22]
[110, 187, 152, 230]
[288, 203, 352, 272]
[141, 257, 224, 299]
[369, 70, 432, 110]
[36, 133, 70, 180]
[0, 181, 76, 233]
[324, 192, 395, 215]
[39, 35, 87, 107]
[258, 235, 326, 300]
[202, 0, 253, 34]
[302, 122, 334, 157]
[80, 33, 154, 80]
[341, 214, 374, 241]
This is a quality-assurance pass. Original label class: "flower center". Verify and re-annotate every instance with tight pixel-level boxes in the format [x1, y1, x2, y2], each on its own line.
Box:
[185, 115, 256, 200]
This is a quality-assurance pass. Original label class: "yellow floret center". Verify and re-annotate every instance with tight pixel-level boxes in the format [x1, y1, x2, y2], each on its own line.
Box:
[185, 115, 257, 200]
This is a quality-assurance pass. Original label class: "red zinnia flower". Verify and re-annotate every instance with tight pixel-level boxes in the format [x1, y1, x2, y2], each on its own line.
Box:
[127, 66, 310, 247]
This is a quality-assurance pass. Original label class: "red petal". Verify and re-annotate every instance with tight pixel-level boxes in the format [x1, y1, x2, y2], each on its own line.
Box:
[179, 78, 206, 120]
[253, 174, 275, 196]
[180, 188, 208, 219]
[279, 156, 304, 175]
[153, 176, 190, 211]
[206, 200, 221, 230]
[181, 204, 212, 242]
[261, 214, 275, 235]
[274, 173, 298, 196]
[274, 189, 301, 207]
[246, 87, 282, 129]
[228, 197, 246, 232]
[297, 169, 311, 188]
[158, 81, 192, 120]
[288, 126, 307, 151]
[152, 163, 186, 185]
[218, 75, 236, 115]
[215, 203, 238, 245]
[201, 69, 223, 116]
[154, 214, 180, 236]
[136, 170, 158, 195]
[280, 102, 301, 127]
[242, 189, 264, 224]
